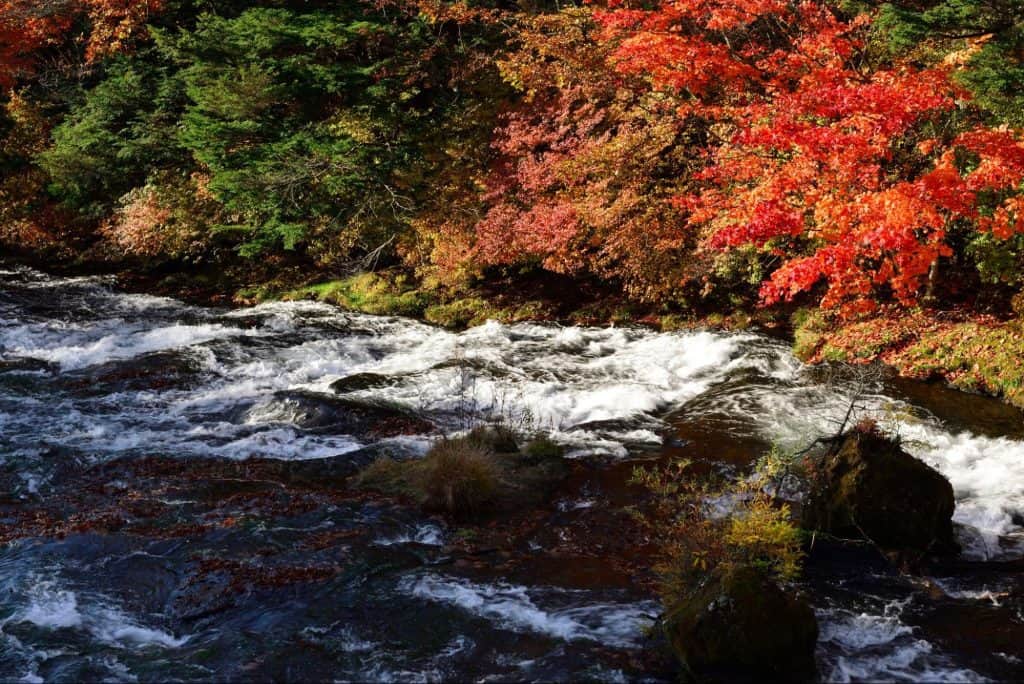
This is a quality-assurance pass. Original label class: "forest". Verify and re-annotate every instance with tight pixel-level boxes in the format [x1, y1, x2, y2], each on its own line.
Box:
[2, 1, 1023, 370]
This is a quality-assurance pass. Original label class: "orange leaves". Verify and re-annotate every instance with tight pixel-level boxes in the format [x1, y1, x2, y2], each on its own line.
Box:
[611, 33, 755, 96]
[981, 196, 1024, 240]
[0, 0, 160, 89]
[81, 0, 162, 62]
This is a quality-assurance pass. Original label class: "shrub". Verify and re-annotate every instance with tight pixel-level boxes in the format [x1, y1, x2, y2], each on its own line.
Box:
[631, 458, 804, 607]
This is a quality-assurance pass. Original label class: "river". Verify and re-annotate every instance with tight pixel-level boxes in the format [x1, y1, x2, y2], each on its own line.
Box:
[1, 264, 1022, 682]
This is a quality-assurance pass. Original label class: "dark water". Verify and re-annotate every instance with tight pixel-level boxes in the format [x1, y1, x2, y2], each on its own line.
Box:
[1, 264, 1022, 682]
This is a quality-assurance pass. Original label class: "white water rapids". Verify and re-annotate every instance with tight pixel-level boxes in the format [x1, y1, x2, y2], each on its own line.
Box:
[1, 265, 1021, 681]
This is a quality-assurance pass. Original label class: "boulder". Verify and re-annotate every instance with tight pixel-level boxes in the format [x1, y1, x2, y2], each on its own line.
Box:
[805, 427, 957, 554]
[664, 564, 819, 682]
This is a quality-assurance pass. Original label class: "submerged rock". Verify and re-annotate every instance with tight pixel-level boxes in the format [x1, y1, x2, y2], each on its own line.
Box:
[664, 564, 818, 682]
[805, 426, 957, 555]
[268, 390, 433, 438]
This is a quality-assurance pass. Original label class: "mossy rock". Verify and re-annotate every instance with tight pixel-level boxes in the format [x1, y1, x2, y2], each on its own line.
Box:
[804, 428, 957, 554]
[281, 271, 429, 317]
[423, 298, 495, 328]
[522, 435, 565, 461]
[664, 564, 818, 683]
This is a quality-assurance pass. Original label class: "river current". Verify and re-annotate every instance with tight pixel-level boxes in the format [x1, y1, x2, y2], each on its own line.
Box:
[0, 264, 1022, 681]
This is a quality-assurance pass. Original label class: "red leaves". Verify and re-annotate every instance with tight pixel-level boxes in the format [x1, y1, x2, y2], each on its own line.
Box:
[588, 0, 1024, 316]
[706, 200, 804, 249]
[0, 0, 160, 89]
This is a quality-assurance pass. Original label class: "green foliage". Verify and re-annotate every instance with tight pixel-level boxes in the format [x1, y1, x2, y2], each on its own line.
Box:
[162, 6, 415, 257]
[874, 1, 1024, 125]
[39, 55, 186, 217]
[967, 231, 1024, 286]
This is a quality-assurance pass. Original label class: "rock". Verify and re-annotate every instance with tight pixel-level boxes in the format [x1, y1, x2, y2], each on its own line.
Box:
[664, 564, 818, 682]
[329, 372, 395, 393]
[270, 390, 433, 438]
[805, 426, 957, 554]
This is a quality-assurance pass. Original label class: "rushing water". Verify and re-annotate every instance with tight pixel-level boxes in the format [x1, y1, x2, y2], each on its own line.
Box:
[1, 264, 1022, 682]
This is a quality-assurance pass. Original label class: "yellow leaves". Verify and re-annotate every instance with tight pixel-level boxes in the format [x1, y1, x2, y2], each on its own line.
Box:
[725, 495, 804, 582]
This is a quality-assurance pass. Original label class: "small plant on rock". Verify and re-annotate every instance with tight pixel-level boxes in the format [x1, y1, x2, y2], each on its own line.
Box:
[631, 458, 804, 606]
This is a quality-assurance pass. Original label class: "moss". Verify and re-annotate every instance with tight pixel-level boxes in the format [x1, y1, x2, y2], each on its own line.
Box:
[704, 312, 725, 327]
[820, 344, 848, 362]
[281, 271, 430, 317]
[790, 308, 828, 360]
[423, 297, 496, 328]
[804, 427, 957, 554]
[659, 314, 692, 331]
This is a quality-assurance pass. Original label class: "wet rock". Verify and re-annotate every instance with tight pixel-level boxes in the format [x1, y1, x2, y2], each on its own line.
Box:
[0, 357, 55, 374]
[270, 390, 433, 438]
[62, 350, 205, 393]
[329, 372, 395, 394]
[805, 426, 957, 555]
[664, 564, 818, 683]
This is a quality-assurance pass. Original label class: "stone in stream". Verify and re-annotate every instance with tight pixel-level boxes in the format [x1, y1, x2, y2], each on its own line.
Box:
[804, 424, 958, 556]
[271, 389, 433, 438]
[664, 563, 819, 682]
[329, 371, 396, 393]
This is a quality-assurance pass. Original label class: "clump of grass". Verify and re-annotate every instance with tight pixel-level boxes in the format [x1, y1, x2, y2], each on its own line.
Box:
[355, 436, 502, 516]
[465, 424, 519, 453]
[418, 439, 501, 515]
[355, 428, 569, 518]
[523, 434, 565, 460]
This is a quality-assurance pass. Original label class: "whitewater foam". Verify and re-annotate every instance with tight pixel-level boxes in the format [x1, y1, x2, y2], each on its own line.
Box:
[12, 580, 189, 650]
[403, 575, 656, 648]
[818, 605, 987, 682]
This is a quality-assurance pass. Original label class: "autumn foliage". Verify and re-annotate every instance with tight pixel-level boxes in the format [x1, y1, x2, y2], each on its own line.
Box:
[0, 0, 1023, 321]
[0, 0, 160, 86]
[470, 0, 1024, 315]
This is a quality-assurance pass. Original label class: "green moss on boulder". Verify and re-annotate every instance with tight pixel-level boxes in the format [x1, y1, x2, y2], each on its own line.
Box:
[804, 426, 957, 554]
[664, 563, 818, 682]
